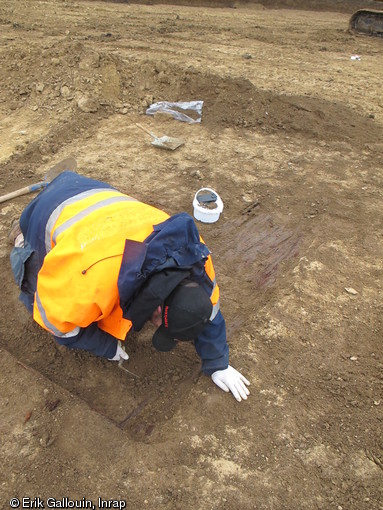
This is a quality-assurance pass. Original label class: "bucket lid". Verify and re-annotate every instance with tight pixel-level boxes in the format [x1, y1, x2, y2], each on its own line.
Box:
[193, 188, 223, 223]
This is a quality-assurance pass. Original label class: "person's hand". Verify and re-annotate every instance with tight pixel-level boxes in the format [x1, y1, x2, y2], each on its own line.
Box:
[108, 342, 129, 361]
[211, 365, 250, 402]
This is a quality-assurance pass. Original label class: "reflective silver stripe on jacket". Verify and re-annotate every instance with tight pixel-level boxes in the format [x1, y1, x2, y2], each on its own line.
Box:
[45, 188, 137, 253]
[210, 299, 220, 321]
[209, 278, 220, 320]
[35, 291, 80, 338]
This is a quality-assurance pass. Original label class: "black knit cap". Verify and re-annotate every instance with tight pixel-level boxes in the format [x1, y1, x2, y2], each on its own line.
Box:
[127, 269, 190, 332]
[127, 270, 212, 351]
[152, 280, 212, 352]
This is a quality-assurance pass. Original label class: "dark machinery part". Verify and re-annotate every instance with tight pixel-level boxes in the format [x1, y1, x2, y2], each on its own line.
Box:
[349, 9, 383, 37]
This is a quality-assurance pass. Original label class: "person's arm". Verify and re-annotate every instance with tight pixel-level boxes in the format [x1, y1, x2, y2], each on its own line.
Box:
[194, 311, 250, 402]
[194, 310, 229, 375]
[54, 323, 119, 359]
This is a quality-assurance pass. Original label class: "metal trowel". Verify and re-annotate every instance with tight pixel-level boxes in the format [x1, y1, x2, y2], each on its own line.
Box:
[136, 123, 184, 151]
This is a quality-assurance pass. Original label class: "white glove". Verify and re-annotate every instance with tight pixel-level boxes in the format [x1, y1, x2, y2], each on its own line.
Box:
[109, 342, 129, 361]
[211, 365, 250, 402]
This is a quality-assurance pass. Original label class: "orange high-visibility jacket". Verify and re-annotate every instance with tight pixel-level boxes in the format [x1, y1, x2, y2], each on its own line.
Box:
[31, 181, 220, 342]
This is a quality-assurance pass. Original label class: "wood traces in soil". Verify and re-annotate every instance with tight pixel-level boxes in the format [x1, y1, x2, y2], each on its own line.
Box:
[217, 212, 302, 289]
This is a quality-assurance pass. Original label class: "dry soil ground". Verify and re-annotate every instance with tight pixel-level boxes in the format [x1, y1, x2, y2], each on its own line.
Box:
[0, 1, 382, 509]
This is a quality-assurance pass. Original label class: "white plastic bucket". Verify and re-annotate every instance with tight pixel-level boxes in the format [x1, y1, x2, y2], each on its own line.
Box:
[193, 188, 224, 223]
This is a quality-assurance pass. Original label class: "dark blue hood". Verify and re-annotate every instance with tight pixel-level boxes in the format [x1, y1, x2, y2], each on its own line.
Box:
[118, 212, 211, 317]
